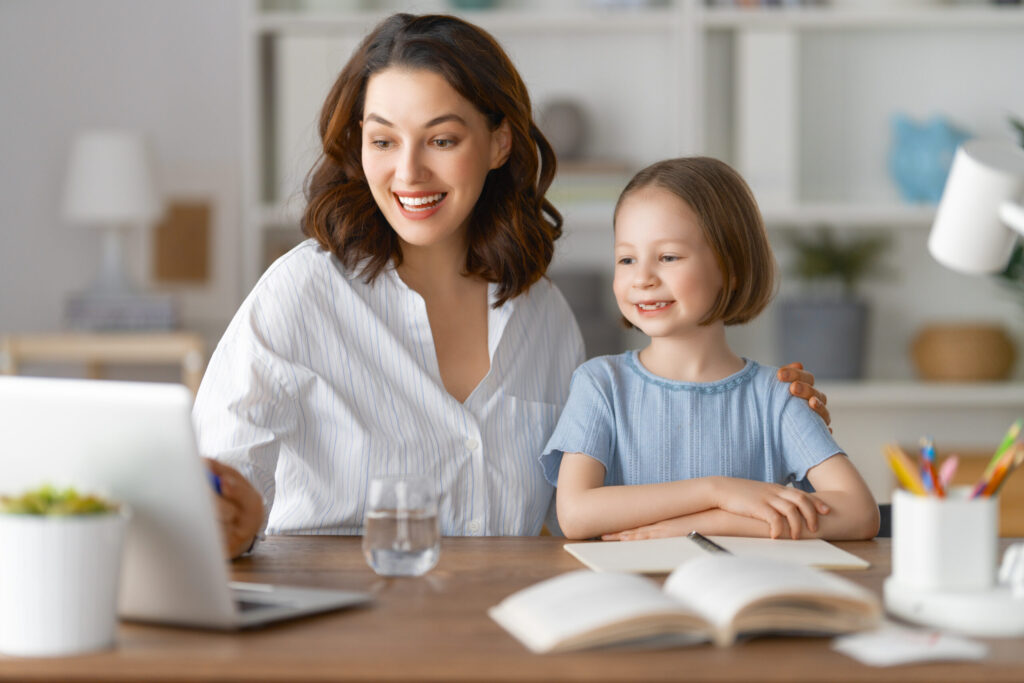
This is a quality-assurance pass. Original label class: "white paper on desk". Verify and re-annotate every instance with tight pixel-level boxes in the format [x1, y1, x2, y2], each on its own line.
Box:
[832, 621, 988, 667]
[564, 536, 870, 574]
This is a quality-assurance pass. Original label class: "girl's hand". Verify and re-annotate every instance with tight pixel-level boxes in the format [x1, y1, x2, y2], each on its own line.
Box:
[710, 477, 830, 540]
[602, 516, 697, 542]
[778, 361, 831, 428]
[204, 458, 264, 559]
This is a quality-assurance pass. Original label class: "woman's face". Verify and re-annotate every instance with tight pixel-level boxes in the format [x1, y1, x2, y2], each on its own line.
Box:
[361, 67, 510, 255]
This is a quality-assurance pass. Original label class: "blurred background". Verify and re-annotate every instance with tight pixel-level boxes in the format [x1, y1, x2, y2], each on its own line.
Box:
[2, 0, 1023, 501]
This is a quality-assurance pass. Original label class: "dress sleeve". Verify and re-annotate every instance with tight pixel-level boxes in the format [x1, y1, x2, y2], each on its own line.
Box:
[539, 366, 616, 486]
[191, 297, 298, 523]
[777, 392, 843, 490]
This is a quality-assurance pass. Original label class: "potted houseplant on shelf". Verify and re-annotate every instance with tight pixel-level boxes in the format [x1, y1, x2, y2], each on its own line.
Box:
[997, 116, 1024, 312]
[776, 226, 892, 380]
[0, 486, 128, 657]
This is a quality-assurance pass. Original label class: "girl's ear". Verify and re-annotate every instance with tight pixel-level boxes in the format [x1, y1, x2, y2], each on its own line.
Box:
[490, 119, 512, 170]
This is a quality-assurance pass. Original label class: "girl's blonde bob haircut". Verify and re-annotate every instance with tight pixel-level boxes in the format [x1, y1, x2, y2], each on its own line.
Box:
[613, 157, 776, 327]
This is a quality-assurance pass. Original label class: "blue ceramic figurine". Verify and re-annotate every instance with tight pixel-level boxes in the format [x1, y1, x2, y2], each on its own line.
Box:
[888, 114, 971, 204]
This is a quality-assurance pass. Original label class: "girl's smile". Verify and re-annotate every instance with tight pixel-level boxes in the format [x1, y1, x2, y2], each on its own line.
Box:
[634, 300, 674, 314]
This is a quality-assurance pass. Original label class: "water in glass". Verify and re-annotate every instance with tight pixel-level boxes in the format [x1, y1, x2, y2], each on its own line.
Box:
[362, 476, 440, 577]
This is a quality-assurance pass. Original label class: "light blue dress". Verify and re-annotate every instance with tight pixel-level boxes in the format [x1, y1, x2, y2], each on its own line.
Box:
[540, 351, 841, 491]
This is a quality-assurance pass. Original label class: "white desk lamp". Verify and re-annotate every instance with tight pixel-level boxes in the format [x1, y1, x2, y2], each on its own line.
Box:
[63, 131, 175, 329]
[883, 138, 1024, 638]
[928, 138, 1024, 276]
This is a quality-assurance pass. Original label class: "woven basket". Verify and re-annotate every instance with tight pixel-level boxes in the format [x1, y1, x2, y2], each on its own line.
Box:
[911, 324, 1016, 381]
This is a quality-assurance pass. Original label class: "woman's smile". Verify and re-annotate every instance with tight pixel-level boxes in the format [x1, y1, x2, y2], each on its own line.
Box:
[394, 191, 448, 219]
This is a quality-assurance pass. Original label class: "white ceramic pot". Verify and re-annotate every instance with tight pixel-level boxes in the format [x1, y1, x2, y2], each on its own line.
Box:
[0, 509, 128, 656]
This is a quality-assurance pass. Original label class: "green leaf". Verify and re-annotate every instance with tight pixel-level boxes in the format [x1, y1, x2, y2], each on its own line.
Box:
[779, 225, 892, 297]
[0, 485, 118, 516]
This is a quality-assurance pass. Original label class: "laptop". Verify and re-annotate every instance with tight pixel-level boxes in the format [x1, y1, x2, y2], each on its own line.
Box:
[0, 375, 371, 629]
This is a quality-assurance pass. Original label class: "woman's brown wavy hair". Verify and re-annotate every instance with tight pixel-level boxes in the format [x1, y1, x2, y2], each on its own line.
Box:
[613, 157, 776, 327]
[301, 13, 562, 307]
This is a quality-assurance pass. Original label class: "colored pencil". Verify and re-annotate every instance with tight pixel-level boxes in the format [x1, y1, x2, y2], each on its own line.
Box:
[885, 444, 927, 496]
[919, 437, 944, 498]
[938, 454, 959, 490]
[987, 443, 1024, 497]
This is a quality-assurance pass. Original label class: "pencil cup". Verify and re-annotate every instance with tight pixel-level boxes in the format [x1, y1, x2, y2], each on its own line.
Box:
[891, 487, 998, 592]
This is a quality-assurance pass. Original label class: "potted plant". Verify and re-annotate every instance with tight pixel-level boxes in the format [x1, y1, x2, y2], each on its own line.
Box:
[776, 226, 892, 380]
[0, 486, 128, 656]
[997, 115, 1024, 311]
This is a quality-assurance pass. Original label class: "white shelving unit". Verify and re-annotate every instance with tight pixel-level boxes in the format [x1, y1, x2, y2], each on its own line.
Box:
[241, 1, 1024, 496]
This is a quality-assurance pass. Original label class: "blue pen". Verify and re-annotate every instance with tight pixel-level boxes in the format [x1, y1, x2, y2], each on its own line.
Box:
[207, 471, 222, 495]
[919, 436, 936, 493]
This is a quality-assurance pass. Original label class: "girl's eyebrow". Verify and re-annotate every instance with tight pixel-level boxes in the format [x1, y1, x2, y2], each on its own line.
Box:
[363, 113, 467, 128]
[615, 238, 690, 248]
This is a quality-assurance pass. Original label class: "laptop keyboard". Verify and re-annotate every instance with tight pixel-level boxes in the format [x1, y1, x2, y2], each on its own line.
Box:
[236, 599, 274, 613]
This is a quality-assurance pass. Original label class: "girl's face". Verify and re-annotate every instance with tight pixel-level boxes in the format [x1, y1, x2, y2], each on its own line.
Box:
[613, 186, 725, 338]
[361, 67, 511, 255]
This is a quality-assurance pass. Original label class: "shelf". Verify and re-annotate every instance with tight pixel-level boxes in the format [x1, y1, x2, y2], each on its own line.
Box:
[817, 381, 1024, 409]
[253, 199, 937, 233]
[702, 5, 1024, 31]
[760, 202, 936, 229]
[254, 8, 679, 35]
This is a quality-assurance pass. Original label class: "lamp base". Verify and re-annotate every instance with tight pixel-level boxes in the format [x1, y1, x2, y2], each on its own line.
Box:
[884, 577, 1024, 637]
[65, 290, 178, 331]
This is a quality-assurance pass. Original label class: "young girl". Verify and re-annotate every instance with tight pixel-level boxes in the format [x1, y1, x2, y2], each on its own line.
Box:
[542, 157, 879, 542]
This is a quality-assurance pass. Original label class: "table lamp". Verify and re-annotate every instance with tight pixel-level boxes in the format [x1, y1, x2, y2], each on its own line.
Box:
[62, 131, 176, 330]
[928, 138, 1024, 275]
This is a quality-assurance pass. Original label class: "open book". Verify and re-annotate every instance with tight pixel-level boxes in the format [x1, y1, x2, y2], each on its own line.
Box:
[489, 555, 881, 653]
[564, 535, 870, 573]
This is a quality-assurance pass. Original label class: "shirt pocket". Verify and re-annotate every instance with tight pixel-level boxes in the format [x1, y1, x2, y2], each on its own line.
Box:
[486, 394, 561, 534]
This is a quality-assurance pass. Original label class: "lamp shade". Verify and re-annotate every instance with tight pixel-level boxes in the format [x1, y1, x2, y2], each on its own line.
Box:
[928, 139, 1024, 275]
[62, 131, 163, 226]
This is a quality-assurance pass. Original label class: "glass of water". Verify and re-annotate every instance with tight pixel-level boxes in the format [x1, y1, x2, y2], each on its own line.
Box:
[362, 475, 440, 577]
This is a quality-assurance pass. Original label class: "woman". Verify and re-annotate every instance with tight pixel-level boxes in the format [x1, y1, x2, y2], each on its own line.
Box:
[196, 13, 830, 558]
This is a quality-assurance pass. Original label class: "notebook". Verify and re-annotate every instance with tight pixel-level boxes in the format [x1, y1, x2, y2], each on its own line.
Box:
[564, 535, 870, 573]
[0, 375, 371, 630]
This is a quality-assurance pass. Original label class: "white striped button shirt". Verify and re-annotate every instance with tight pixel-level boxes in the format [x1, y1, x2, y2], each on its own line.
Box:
[193, 240, 584, 536]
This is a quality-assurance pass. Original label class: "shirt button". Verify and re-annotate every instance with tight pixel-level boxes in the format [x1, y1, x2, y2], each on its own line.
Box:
[468, 520, 481, 533]
[465, 438, 479, 451]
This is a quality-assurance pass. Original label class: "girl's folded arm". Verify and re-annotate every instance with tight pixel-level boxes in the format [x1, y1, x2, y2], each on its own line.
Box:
[555, 452, 718, 540]
[802, 454, 880, 540]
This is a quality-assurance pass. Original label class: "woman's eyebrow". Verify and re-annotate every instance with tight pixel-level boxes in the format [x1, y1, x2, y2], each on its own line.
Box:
[363, 113, 467, 128]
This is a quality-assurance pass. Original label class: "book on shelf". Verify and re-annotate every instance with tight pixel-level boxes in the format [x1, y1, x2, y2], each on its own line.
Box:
[489, 555, 881, 654]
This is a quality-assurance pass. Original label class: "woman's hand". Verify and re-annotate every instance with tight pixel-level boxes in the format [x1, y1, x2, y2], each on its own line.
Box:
[204, 458, 264, 559]
[708, 477, 830, 540]
[778, 361, 831, 427]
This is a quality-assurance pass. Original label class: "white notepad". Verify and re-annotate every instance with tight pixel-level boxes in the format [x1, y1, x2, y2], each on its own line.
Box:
[564, 536, 870, 573]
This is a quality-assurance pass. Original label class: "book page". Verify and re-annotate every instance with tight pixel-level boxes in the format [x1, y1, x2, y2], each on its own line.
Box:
[564, 536, 869, 574]
[663, 555, 880, 644]
[488, 570, 708, 653]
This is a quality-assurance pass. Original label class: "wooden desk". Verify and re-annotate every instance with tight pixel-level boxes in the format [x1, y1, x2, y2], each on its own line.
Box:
[1, 537, 1022, 681]
[0, 332, 205, 395]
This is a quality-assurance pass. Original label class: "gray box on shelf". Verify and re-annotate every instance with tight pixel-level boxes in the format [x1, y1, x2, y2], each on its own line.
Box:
[65, 291, 178, 331]
[777, 299, 868, 381]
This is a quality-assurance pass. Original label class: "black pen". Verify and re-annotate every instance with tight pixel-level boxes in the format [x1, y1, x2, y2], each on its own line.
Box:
[687, 530, 731, 554]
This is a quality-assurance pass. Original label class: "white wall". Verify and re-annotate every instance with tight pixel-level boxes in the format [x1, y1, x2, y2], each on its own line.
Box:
[1, 1, 1022, 385]
[0, 0, 243, 344]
